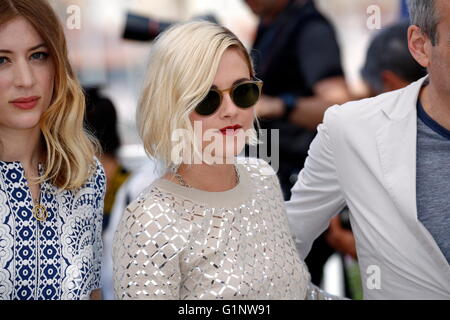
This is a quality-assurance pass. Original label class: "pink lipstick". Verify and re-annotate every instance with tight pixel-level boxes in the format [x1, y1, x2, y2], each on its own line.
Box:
[10, 96, 40, 110]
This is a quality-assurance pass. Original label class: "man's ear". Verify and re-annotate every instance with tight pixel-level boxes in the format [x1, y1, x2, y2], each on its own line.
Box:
[408, 25, 432, 68]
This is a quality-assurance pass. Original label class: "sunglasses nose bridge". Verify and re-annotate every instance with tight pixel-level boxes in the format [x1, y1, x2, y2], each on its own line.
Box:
[218, 87, 233, 98]
[217, 87, 241, 116]
[216, 87, 234, 105]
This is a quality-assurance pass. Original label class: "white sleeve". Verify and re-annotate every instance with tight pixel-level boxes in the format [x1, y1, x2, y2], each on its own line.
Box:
[305, 283, 349, 300]
[102, 160, 162, 299]
[112, 196, 182, 300]
[92, 160, 106, 292]
[285, 107, 346, 259]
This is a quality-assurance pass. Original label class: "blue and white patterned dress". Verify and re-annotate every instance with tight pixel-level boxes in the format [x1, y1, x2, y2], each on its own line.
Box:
[0, 159, 106, 300]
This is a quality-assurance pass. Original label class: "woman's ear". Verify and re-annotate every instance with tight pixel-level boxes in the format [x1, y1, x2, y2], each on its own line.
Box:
[408, 25, 432, 68]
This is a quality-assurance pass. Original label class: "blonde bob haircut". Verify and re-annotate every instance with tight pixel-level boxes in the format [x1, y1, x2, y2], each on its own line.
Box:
[1, 0, 98, 190]
[138, 21, 258, 169]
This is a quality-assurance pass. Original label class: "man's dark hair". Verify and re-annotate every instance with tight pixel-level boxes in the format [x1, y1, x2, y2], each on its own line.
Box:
[361, 20, 427, 93]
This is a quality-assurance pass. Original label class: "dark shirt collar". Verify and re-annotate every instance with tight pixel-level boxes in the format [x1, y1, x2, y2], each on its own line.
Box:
[417, 99, 450, 140]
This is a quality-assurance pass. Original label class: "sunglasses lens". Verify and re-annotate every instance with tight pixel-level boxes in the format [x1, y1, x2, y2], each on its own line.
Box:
[233, 83, 260, 108]
[195, 90, 221, 116]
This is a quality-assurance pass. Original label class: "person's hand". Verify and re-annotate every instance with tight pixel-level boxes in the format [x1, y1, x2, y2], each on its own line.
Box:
[326, 216, 357, 260]
[254, 95, 285, 119]
[90, 288, 102, 300]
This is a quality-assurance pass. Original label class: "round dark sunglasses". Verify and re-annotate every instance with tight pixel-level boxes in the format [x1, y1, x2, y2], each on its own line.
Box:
[195, 78, 263, 116]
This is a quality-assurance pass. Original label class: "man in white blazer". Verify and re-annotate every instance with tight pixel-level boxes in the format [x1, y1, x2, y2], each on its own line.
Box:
[286, 0, 450, 299]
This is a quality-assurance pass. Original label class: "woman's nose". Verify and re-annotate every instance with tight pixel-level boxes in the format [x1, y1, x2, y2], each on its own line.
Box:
[219, 90, 239, 118]
[14, 59, 36, 88]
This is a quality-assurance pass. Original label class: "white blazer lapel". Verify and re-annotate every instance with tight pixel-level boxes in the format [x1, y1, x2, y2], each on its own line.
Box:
[375, 77, 426, 226]
[375, 76, 450, 281]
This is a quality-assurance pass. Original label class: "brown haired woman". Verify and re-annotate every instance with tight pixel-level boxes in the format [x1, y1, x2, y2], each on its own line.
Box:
[0, 0, 105, 300]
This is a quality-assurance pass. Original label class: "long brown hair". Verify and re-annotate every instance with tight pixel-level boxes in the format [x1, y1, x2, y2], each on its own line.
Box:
[0, 0, 99, 189]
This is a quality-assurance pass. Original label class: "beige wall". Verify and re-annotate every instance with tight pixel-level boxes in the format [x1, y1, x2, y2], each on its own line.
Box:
[316, 0, 401, 94]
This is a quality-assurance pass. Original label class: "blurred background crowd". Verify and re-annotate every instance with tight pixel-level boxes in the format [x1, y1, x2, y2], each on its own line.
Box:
[47, 0, 422, 299]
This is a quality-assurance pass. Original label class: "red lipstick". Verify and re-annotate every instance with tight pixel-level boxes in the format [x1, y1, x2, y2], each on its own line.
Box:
[10, 96, 40, 110]
[219, 124, 242, 135]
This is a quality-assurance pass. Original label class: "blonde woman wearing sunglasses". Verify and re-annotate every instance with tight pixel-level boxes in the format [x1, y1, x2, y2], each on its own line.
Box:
[112, 21, 340, 300]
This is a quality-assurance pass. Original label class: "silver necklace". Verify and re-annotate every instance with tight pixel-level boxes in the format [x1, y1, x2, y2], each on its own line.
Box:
[174, 165, 240, 189]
